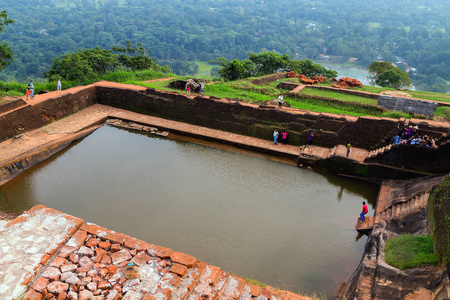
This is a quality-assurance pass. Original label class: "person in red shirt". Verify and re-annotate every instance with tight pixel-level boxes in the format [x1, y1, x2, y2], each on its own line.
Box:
[360, 201, 369, 221]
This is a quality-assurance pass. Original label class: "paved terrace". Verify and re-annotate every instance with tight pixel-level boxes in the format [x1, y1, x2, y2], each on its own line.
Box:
[0, 205, 310, 300]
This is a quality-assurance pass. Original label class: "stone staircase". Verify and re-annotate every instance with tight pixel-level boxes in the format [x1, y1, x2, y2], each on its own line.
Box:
[365, 143, 394, 160]
[376, 192, 430, 223]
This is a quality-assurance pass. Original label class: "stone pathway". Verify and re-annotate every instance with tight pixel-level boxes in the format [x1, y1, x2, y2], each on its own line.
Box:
[0, 205, 310, 300]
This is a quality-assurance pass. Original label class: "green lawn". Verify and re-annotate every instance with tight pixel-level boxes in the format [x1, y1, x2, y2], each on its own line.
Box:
[385, 235, 438, 270]
[300, 87, 378, 105]
[195, 61, 216, 79]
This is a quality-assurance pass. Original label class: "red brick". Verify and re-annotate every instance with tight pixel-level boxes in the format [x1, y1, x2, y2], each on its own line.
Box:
[50, 257, 67, 268]
[42, 267, 61, 281]
[81, 223, 107, 236]
[76, 267, 91, 273]
[103, 230, 128, 245]
[260, 289, 272, 299]
[66, 229, 87, 248]
[110, 243, 122, 252]
[201, 265, 221, 286]
[58, 246, 76, 258]
[170, 252, 196, 268]
[100, 254, 112, 265]
[32, 277, 49, 294]
[57, 292, 67, 300]
[247, 284, 261, 297]
[110, 249, 132, 265]
[154, 287, 172, 299]
[98, 241, 111, 250]
[142, 295, 156, 300]
[213, 271, 230, 292]
[47, 281, 69, 294]
[60, 264, 77, 273]
[148, 244, 173, 258]
[161, 273, 181, 287]
[191, 261, 207, 281]
[221, 276, 246, 299]
[131, 252, 151, 266]
[124, 236, 149, 251]
[85, 237, 100, 247]
[23, 288, 43, 300]
[40, 254, 51, 266]
[169, 263, 188, 277]
[69, 253, 79, 264]
[98, 281, 112, 290]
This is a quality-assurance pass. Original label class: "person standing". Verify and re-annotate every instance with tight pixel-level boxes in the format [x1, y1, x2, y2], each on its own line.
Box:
[200, 82, 205, 96]
[26, 84, 32, 101]
[56, 79, 62, 94]
[281, 130, 288, 145]
[273, 130, 279, 145]
[29, 80, 34, 99]
[346, 141, 352, 157]
[306, 130, 314, 147]
[360, 201, 369, 222]
[278, 94, 283, 108]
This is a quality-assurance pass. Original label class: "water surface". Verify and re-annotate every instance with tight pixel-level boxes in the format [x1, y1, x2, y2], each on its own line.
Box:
[0, 125, 378, 297]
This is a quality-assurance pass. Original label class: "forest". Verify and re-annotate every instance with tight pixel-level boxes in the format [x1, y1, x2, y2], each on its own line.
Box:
[1, 0, 450, 92]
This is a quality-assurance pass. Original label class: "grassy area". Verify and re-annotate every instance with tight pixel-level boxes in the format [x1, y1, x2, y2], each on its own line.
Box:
[384, 234, 438, 270]
[300, 87, 378, 105]
[195, 61, 215, 79]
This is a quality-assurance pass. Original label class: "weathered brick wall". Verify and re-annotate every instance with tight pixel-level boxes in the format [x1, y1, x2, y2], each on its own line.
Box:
[309, 85, 380, 99]
[96, 87, 450, 149]
[0, 98, 27, 114]
[378, 95, 438, 116]
[0, 87, 97, 141]
[250, 73, 287, 85]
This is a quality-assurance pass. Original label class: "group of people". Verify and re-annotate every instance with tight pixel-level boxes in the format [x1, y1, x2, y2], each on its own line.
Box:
[25, 79, 62, 101]
[185, 82, 205, 97]
[393, 124, 437, 148]
[273, 129, 288, 145]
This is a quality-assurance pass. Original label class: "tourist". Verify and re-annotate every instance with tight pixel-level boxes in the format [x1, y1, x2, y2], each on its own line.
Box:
[346, 141, 351, 157]
[26, 84, 32, 101]
[278, 94, 283, 108]
[306, 130, 314, 147]
[186, 84, 191, 96]
[273, 130, 279, 145]
[281, 130, 288, 145]
[29, 80, 34, 99]
[360, 201, 369, 222]
[200, 82, 205, 96]
[56, 79, 62, 94]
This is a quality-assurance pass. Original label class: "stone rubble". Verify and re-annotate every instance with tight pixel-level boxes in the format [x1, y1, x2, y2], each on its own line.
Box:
[0, 205, 312, 300]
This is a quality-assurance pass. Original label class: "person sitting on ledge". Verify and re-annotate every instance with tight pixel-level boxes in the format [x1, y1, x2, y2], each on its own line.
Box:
[360, 201, 368, 222]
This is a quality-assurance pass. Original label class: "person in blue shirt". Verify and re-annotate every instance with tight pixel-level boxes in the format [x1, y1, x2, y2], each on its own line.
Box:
[29, 81, 34, 99]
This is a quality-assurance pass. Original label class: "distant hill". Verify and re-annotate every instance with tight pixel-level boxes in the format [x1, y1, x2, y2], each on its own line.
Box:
[1, 0, 450, 92]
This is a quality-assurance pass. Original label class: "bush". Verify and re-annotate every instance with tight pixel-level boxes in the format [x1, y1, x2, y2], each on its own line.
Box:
[428, 174, 450, 267]
[385, 234, 438, 269]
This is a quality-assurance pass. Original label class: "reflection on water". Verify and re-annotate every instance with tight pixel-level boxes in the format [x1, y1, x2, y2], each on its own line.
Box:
[0, 125, 379, 298]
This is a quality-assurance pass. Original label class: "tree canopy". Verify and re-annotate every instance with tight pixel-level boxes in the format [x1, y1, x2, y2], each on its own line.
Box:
[1, 0, 450, 90]
[368, 61, 411, 89]
[0, 11, 14, 71]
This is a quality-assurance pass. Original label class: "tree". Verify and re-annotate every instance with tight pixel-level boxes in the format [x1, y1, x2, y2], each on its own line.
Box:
[287, 59, 337, 78]
[247, 51, 290, 75]
[112, 41, 161, 71]
[368, 61, 411, 89]
[0, 11, 14, 71]
[44, 47, 119, 81]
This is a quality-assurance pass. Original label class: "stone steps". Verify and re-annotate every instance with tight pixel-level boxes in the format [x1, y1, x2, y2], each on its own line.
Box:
[356, 260, 377, 300]
[376, 192, 430, 223]
[366, 143, 393, 160]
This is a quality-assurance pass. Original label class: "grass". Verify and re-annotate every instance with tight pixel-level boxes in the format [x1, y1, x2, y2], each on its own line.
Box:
[384, 234, 438, 270]
[300, 87, 378, 105]
[195, 60, 215, 78]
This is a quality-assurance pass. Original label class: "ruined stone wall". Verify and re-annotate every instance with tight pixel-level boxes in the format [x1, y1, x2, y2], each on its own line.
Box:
[378, 95, 438, 116]
[250, 73, 287, 85]
[95, 86, 450, 150]
[309, 85, 380, 99]
[0, 86, 97, 141]
[0, 98, 27, 114]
